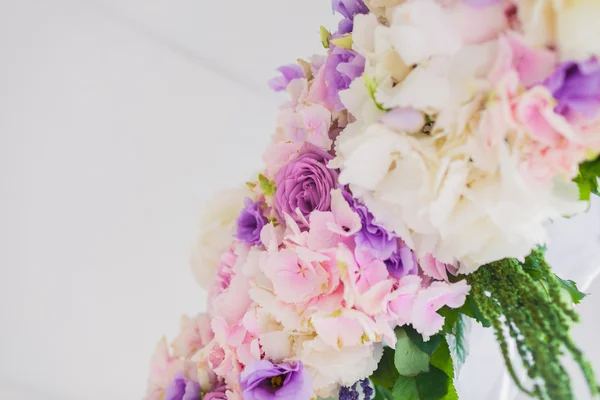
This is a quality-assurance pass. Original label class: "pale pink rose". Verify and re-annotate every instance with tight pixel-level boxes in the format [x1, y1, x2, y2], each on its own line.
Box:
[516, 86, 573, 147]
[277, 105, 333, 150]
[264, 248, 330, 304]
[488, 34, 556, 88]
[145, 338, 184, 399]
[411, 280, 470, 340]
[418, 253, 458, 282]
[504, 34, 557, 87]
[172, 313, 214, 359]
[387, 275, 422, 326]
[262, 141, 303, 177]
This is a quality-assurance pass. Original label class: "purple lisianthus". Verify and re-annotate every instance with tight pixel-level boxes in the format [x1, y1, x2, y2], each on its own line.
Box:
[544, 57, 600, 121]
[323, 46, 365, 111]
[332, 0, 368, 20]
[274, 143, 338, 227]
[241, 360, 312, 400]
[269, 64, 304, 92]
[164, 372, 201, 400]
[351, 200, 398, 260]
[203, 385, 227, 400]
[236, 198, 268, 245]
[385, 244, 418, 279]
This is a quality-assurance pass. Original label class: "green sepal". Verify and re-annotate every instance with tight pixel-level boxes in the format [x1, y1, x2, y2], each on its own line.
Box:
[574, 155, 600, 200]
[363, 74, 388, 112]
[320, 26, 331, 49]
[330, 34, 353, 49]
[258, 173, 276, 197]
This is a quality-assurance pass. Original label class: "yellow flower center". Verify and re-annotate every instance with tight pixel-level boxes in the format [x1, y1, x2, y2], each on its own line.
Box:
[270, 375, 284, 389]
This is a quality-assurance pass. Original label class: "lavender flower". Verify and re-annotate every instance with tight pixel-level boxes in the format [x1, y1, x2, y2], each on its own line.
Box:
[164, 372, 201, 400]
[351, 200, 398, 260]
[544, 57, 600, 121]
[269, 64, 304, 92]
[240, 360, 311, 400]
[323, 46, 365, 111]
[236, 198, 268, 245]
[332, 0, 369, 20]
[385, 244, 418, 279]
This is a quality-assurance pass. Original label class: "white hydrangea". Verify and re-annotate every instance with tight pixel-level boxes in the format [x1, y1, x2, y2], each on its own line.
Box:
[333, 123, 585, 273]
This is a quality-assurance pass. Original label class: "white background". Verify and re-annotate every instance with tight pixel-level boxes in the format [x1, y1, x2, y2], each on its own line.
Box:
[0, 1, 599, 399]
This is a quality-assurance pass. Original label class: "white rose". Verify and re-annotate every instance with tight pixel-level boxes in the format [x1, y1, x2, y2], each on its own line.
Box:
[189, 186, 250, 289]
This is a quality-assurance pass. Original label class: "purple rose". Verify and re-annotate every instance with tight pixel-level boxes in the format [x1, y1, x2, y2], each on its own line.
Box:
[332, 0, 368, 20]
[351, 200, 398, 260]
[385, 244, 418, 279]
[164, 372, 201, 400]
[203, 385, 227, 400]
[241, 360, 312, 400]
[269, 64, 304, 92]
[274, 143, 338, 226]
[544, 57, 600, 121]
[236, 198, 267, 245]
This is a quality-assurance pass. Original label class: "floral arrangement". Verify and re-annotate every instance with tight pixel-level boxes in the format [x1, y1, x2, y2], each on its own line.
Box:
[144, 1, 600, 399]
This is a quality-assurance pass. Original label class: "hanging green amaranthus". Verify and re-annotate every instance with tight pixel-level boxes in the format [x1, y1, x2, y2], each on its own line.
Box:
[467, 249, 599, 400]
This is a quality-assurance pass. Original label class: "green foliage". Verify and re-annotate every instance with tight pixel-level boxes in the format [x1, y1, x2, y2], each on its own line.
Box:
[556, 276, 587, 304]
[574, 156, 600, 200]
[405, 326, 443, 356]
[446, 314, 470, 376]
[430, 339, 454, 378]
[394, 328, 430, 377]
[371, 347, 399, 390]
[258, 174, 276, 197]
[467, 249, 600, 400]
[391, 366, 458, 400]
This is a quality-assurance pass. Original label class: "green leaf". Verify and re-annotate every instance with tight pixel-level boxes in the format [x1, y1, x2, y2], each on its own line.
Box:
[394, 328, 430, 377]
[392, 366, 458, 400]
[457, 295, 491, 328]
[447, 314, 471, 376]
[363, 74, 388, 112]
[374, 385, 394, 400]
[392, 376, 419, 400]
[430, 339, 454, 379]
[405, 326, 443, 356]
[371, 346, 400, 390]
[556, 276, 587, 304]
[574, 155, 600, 200]
[415, 366, 458, 400]
[437, 307, 459, 335]
[258, 174, 276, 197]
[330, 34, 353, 49]
[319, 26, 331, 49]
